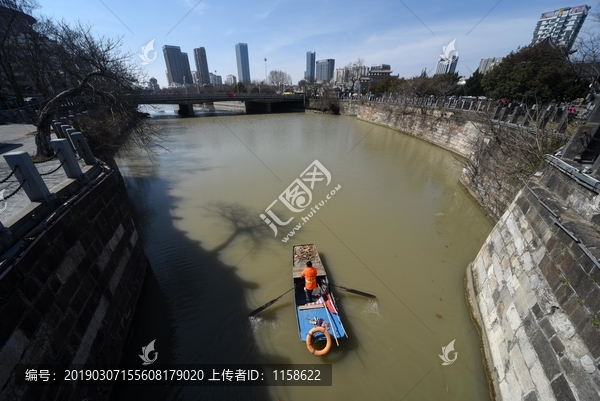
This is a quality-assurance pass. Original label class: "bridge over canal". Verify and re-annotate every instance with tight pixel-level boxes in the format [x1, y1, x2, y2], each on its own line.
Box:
[127, 93, 306, 116]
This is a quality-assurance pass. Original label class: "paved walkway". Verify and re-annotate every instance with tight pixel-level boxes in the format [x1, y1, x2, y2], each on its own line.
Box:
[0, 124, 84, 225]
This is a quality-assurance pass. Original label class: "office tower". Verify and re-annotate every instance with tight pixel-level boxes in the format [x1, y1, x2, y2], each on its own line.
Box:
[193, 47, 211, 85]
[163, 45, 185, 86]
[531, 5, 590, 50]
[181, 52, 194, 86]
[235, 43, 251, 84]
[225, 74, 237, 85]
[435, 55, 459, 75]
[209, 73, 222, 86]
[478, 57, 503, 74]
[305, 51, 316, 81]
[315, 59, 335, 82]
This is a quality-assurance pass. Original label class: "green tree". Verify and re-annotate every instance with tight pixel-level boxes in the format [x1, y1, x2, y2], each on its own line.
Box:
[481, 41, 588, 104]
[371, 76, 401, 95]
[426, 73, 459, 96]
[463, 69, 484, 96]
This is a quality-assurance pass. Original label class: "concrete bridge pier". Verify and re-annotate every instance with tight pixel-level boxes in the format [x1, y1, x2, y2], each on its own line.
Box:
[178, 104, 195, 117]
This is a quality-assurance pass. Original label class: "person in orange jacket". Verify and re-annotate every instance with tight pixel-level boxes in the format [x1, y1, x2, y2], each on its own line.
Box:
[302, 261, 317, 302]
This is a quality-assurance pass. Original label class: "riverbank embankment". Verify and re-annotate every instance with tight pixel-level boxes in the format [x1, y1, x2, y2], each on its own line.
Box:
[342, 100, 600, 400]
[0, 123, 150, 400]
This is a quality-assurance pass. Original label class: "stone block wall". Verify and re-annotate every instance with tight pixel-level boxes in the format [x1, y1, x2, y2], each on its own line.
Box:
[467, 166, 600, 400]
[0, 167, 148, 400]
[355, 103, 480, 158]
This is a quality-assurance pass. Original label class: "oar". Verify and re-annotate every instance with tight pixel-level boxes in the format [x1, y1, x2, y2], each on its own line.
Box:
[248, 286, 296, 317]
[329, 284, 376, 299]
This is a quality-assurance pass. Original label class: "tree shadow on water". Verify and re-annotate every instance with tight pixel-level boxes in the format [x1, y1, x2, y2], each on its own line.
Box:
[111, 178, 290, 401]
[200, 201, 272, 255]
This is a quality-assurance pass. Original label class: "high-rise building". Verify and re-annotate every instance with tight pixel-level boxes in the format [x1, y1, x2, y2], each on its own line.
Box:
[163, 45, 186, 86]
[478, 57, 503, 74]
[225, 74, 237, 86]
[181, 52, 194, 86]
[435, 55, 459, 75]
[193, 47, 211, 85]
[305, 51, 316, 82]
[315, 59, 335, 82]
[531, 5, 590, 50]
[209, 73, 222, 86]
[235, 43, 251, 84]
[334, 68, 348, 85]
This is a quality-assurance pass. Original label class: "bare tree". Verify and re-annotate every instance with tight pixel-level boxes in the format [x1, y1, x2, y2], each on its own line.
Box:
[345, 58, 364, 96]
[267, 70, 292, 86]
[460, 108, 567, 218]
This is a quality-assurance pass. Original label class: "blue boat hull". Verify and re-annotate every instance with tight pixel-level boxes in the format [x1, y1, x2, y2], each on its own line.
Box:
[292, 244, 346, 345]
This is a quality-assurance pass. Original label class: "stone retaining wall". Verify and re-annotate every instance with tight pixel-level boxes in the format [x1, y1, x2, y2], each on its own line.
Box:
[0, 166, 148, 400]
[355, 102, 480, 158]
[467, 165, 600, 400]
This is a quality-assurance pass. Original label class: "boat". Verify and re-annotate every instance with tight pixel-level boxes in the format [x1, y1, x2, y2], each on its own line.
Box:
[292, 244, 346, 356]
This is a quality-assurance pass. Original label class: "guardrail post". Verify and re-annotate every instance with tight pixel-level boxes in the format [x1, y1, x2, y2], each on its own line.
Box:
[64, 127, 78, 151]
[50, 139, 83, 179]
[52, 121, 65, 138]
[69, 132, 96, 165]
[3, 152, 51, 202]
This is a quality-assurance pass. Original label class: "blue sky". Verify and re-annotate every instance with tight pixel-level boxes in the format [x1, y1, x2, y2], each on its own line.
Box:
[36, 1, 598, 88]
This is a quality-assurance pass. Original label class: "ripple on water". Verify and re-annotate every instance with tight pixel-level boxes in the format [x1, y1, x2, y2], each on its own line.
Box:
[249, 316, 280, 331]
[360, 299, 381, 320]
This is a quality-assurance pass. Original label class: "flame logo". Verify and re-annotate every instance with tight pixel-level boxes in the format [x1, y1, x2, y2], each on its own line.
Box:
[439, 339, 458, 365]
[139, 339, 158, 365]
[440, 39, 458, 65]
[139, 39, 157, 65]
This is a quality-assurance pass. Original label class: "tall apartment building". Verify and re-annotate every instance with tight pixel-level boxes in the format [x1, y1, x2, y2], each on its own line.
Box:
[235, 43, 251, 84]
[305, 51, 316, 82]
[315, 59, 335, 82]
[163, 45, 185, 86]
[193, 47, 211, 85]
[225, 74, 237, 86]
[334, 68, 348, 85]
[478, 57, 503, 74]
[531, 5, 590, 50]
[181, 52, 194, 85]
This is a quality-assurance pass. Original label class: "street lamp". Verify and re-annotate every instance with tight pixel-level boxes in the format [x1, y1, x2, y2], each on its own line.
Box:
[264, 58, 267, 84]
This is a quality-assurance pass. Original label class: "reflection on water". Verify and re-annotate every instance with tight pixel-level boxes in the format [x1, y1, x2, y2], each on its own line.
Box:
[113, 112, 493, 400]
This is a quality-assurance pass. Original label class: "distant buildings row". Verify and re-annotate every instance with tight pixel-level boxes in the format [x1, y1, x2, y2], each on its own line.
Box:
[476, 4, 590, 76]
[162, 42, 251, 88]
[159, 5, 591, 89]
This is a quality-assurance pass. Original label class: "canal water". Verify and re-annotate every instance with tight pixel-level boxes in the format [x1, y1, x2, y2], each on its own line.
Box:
[112, 107, 494, 400]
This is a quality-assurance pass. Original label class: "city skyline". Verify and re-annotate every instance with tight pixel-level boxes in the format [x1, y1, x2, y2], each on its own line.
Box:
[36, 1, 599, 88]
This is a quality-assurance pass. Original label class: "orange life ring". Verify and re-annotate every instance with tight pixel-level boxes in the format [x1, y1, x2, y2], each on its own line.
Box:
[305, 326, 332, 356]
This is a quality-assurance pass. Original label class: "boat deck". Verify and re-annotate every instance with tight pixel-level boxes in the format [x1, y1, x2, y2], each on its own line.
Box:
[292, 244, 326, 278]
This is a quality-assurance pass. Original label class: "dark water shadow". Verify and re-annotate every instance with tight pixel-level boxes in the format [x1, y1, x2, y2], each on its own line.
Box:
[111, 174, 289, 400]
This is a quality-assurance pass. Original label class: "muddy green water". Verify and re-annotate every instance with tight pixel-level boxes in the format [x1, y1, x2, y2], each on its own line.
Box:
[112, 110, 494, 401]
